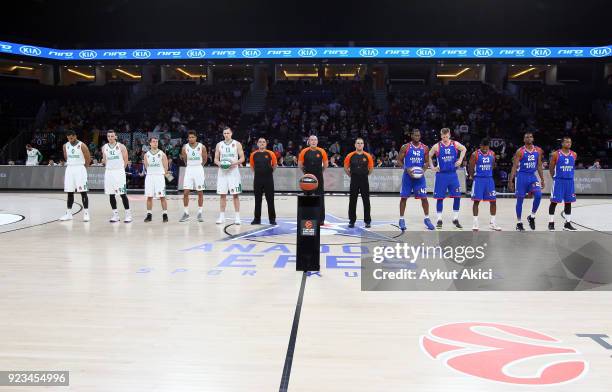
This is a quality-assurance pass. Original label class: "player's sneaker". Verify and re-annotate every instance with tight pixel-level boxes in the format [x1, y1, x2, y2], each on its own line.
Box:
[234, 216, 241, 225]
[365, 223, 371, 228]
[269, 220, 277, 225]
[436, 220, 443, 229]
[563, 222, 577, 231]
[489, 223, 502, 231]
[216, 214, 225, 224]
[516, 222, 525, 231]
[548, 222, 555, 231]
[179, 213, 190, 222]
[424, 218, 435, 231]
[472, 222, 479, 232]
[251, 219, 261, 225]
[527, 215, 536, 230]
[59, 213, 73, 221]
[124, 211, 132, 223]
[452, 219, 463, 229]
[197, 212, 204, 222]
[109, 212, 120, 223]
[398, 218, 406, 231]
[144, 213, 152, 223]
[83, 211, 90, 222]
[162, 214, 168, 223]
[348, 222, 355, 228]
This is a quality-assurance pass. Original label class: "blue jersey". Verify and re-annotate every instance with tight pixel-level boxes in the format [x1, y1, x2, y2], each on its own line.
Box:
[553, 150, 576, 179]
[403, 142, 426, 169]
[517, 146, 541, 174]
[436, 141, 459, 172]
[474, 150, 495, 178]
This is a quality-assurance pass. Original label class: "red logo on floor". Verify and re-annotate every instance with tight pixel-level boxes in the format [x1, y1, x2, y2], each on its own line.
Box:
[421, 322, 587, 385]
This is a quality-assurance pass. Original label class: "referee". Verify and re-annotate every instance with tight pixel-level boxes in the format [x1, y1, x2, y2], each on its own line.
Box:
[298, 135, 328, 226]
[344, 137, 374, 228]
[249, 137, 277, 225]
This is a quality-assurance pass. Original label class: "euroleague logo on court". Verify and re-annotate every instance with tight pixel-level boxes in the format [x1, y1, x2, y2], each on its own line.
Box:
[420, 322, 587, 385]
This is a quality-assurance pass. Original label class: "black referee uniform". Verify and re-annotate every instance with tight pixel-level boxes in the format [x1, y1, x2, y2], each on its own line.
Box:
[298, 146, 328, 225]
[344, 151, 374, 226]
[250, 149, 277, 224]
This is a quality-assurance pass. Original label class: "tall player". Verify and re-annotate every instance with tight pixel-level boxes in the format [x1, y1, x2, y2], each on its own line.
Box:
[428, 128, 467, 229]
[548, 136, 577, 231]
[508, 132, 545, 231]
[214, 127, 245, 225]
[59, 130, 91, 222]
[143, 137, 169, 223]
[468, 138, 501, 231]
[25, 144, 42, 166]
[396, 129, 435, 231]
[180, 130, 208, 222]
[102, 130, 132, 223]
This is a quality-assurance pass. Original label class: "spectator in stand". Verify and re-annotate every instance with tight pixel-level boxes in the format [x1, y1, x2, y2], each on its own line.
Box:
[588, 159, 601, 170]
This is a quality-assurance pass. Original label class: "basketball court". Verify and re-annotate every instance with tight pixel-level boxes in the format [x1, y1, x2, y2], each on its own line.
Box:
[1, 192, 611, 391]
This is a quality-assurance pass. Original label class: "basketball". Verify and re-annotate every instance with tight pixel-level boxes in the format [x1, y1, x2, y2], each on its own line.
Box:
[408, 167, 424, 179]
[220, 160, 232, 170]
[299, 174, 318, 192]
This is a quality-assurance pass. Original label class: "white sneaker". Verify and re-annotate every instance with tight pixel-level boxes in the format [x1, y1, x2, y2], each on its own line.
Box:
[83, 212, 90, 222]
[59, 213, 73, 221]
[124, 212, 132, 223]
[109, 213, 120, 223]
[234, 216, 241, 225]
[216, 214, 225, 224]
[472, 223, 479, 232]
[489, 223, 502, 231]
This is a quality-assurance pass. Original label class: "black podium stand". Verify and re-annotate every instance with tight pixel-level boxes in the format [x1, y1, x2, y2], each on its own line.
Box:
[296, 194, 321, 271]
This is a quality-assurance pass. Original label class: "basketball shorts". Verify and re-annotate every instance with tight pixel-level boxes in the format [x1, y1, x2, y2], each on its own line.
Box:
[64, 165, 89, 193]
[400, 172, 427, 198]
[433, 171, 461, 199]
[217, 168, 242, 194]
[515, 172, 541, 197]
[551, 178, 576, 203]
[471, 177, 496, 201]
[145, 175, 166, 198]
[104, 169, 127, 195]
[183, 166, 206, 191]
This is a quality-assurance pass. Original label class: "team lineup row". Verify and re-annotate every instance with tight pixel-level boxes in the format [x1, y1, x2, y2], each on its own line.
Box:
[54, 127, 579, 232]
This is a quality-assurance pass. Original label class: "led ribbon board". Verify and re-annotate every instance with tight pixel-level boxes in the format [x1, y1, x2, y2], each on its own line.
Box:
[1, 41, 611, 60]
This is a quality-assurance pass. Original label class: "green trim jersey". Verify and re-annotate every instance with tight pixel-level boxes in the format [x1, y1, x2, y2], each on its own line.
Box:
[217, 140, 239, 165]
[145, 150, 165, 176]
[65, 141, 85, 166]
[103, 143, 125, 170]
[185, 143, 204, 166]
[26, 148, 42, 165]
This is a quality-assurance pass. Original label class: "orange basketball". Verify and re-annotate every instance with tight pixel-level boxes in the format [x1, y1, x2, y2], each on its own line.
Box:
[299, 174, 319, 192]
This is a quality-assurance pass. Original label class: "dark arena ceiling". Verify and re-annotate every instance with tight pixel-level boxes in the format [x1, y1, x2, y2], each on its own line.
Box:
[1, 0, 610, 48]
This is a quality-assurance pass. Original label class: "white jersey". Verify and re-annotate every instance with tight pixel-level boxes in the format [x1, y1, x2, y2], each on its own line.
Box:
[185, 143, 204, 166]
[145, 150, 165, 176]
[26, 148, 41, 166]
[103, 143, 125, 170]
[217, 140, 239, 165]
[65, 142, 85, 166]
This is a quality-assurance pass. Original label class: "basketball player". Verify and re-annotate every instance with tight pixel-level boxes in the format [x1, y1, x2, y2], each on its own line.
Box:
[143, 137, 169, 223]
[249, 137, 277, 225]
[548, 136, 577, 231]
[508, 132, 545, 231]
[214, 127, 245, 225]
[344, 137, 374, 228]
[180, 130, 208, 222]
[298, 135, 328, 226]
[428, 128, 467, 229]
[396, 129, 435, 231]
[25, 144, 42, 166]
[59, 130, 91, 222]
[468, 138, 501, 231]
[102, 130, 132, 223]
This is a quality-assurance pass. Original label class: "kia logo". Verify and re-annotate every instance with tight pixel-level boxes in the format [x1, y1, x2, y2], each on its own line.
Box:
[132, 50, 151, 59]
[19, 46, 42, 56]
[186, 49, 206, 58]
[298, 48, 317, 57]
[421, 322, 587, 385]
[242, 48, 261, 58]
[359, 48, 379, 57]
[531, 47, 552, 57]
[416, 48, 435, 57]
[473, 48, 493, 57]
[589, 46, 611, 57]
[78, 50, 97, 59]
